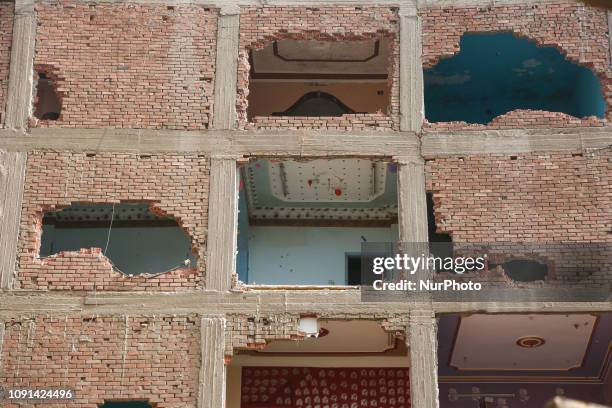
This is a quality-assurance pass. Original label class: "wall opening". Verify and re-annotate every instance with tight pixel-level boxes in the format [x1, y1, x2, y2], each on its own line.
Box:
[495, 259, 549, 282]
[236, 158, 399, 286]
[427, 192, 453, 272]
[34, 70, 62, 121]
[247, 38, 391, 120]
[424, 33, 606, 124]
[40, 202, 196, 275]
[438, 313, 612, 408]
[228, 319, 409, 407]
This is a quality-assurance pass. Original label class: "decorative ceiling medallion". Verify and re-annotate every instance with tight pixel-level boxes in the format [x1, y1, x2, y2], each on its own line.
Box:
[516, 336, 546, 348]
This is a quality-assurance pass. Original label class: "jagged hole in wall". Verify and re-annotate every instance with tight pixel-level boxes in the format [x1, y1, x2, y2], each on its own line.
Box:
[424, 33, 606, 124]
[34, 72, 62, 120]
[40, 202, 196, 275]
[247, 38, 391, 119]
[236, 158, 399, 285]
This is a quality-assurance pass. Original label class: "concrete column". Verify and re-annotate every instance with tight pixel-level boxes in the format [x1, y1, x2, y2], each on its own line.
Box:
[397, 156, 428, 243]
[399, 4, 424, 133]
[608, 11, 612, 65]
[198, 317, 227, 408]
[5, 0, 36, 131]
[0, 151, 26, 290]
[212, 7, 240, 130]
[408, 309, 439, 408]
[205, 157, 238, 291]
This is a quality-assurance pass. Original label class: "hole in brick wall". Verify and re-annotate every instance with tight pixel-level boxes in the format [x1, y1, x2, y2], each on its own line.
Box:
[34, 71, 62, 121]
[99, 402, 152, 408]
[424, 33, 606, 124]
[236, 158, 399, 286]
[247, 37, 392, 119]
[490, 259, 549, 282]
[40, 202, 197, 275]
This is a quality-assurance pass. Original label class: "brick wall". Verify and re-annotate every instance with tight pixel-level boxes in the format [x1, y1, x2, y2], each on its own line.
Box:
[238, 6, 400, 131]
[421, 1, 611, 130]
[0, 314, 199, 408]
[17, 152, 210, 291]
[0, 1, 13, 126]
[426, 151, 611, 286]
[32, 2, 217, 129]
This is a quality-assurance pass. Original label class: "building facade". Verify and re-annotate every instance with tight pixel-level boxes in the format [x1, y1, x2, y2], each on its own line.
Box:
[0, 0, 610, 407]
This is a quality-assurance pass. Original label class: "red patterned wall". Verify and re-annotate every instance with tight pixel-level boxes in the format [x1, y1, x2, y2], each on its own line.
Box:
[242, 367, 410, 408]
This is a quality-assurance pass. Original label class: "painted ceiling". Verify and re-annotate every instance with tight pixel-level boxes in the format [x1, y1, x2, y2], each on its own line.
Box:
[438, 313, 612, 383]
[251, 38, 390, 78]
[241, 158, 398, 222]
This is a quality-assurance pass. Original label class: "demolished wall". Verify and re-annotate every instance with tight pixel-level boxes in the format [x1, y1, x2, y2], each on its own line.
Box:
[237, 6, 400, 131]
[421, 1, 611, 129]
[426, 150, 612, 287]
[32, 2, 218, 129]
[0, 315, 200, 408]
[16, 151, 210, 291]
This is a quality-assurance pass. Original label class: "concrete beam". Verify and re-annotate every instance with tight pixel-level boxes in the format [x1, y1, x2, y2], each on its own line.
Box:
[198, 317, 227, 408]
[399, 6, 424, 132]
[4, 0, 36, 131]
[0, 128, 420, 158]
[408, 309, 439, 408]
[0, 151, 26, 290]
[421, 127, 612, 156]
[0, 290, 611, 316]
[212, 9, 240, 130]
[205, 157, 238, 291]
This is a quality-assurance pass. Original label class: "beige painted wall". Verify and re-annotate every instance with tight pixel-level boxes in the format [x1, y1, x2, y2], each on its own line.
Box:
[226, 365, 242, 408]
[247, 81, 390, 118]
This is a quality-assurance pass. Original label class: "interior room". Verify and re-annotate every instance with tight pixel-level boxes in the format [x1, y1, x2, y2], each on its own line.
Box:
[227, 319, 410, 408]
[236, 158, 399, 286]
[247, 38, 392, 119]
[40, 202, 197, 275]
[438, 313, 612, 408]
[424, 33, 606, 125]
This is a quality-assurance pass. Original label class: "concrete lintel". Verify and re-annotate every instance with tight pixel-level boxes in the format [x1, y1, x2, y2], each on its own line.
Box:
[0, 128, 420, 157]
[399, 7, 423, 132]
[0, 290, 611, 315]
[212, 13, 240, 129]
[0, 151, 26, 290]
[408, 309, 439, 408]
[205, 157, 238, 291]
[4, 0, 36, 131]
[421, 127, 612, 157]
[198, 317, 227, 408]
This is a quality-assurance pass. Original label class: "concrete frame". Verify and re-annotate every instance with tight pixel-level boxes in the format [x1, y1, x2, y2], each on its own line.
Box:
[0, 1, 610, 408]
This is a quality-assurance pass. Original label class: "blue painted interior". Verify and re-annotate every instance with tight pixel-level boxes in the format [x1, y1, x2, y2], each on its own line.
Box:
[237, 184, 250, 282]
[424, 33, 606, 124]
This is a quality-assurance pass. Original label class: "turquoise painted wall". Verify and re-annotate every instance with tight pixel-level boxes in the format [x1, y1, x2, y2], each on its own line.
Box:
[424, 33, 606, 124]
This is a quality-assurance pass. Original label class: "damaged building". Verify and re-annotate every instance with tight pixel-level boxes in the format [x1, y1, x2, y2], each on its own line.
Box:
[0, 0, 610, 407]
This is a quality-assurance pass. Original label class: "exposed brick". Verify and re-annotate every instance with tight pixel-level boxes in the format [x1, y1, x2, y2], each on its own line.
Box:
[426, 151, 612, 286]
[0, 1, 14, 126]
[32, 2, 218, 130]
[237, 6, 400, 131]
[17, 152, 210, 291]
[421, 1, 611, 129]
[0, 315, 200, 408]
